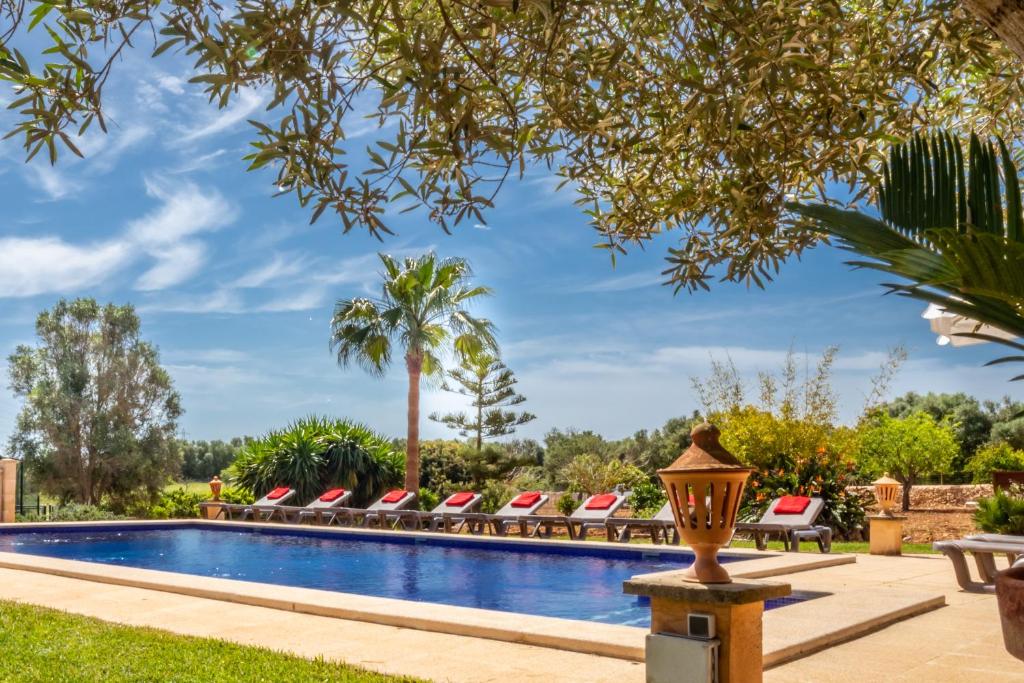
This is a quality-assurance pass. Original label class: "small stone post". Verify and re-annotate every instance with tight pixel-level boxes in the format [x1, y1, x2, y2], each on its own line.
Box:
[625, 574, 791, 682]
[0, 459, 19, 523]
[869, 474, 905, 556]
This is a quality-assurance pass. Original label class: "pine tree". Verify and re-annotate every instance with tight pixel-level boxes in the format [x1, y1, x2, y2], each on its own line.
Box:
[429, 354, 536, 451]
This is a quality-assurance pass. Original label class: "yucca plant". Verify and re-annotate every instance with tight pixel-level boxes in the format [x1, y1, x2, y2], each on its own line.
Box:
[788, 131, 1024, 378]
[232, 416, 403, 506]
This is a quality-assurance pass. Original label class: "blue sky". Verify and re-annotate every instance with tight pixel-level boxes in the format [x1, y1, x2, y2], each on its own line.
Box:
[0, 48, 1017, 445]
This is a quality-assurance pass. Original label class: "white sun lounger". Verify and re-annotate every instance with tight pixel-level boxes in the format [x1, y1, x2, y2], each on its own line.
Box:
[212, 487, 297, 521]
[734, 496, 832, 552]
[320, 490, 418, 527]
[389, 492, 484, 532]
[519, 493, 628, 540]
[466, 492, 550, 536]
[605, 501, 680, 544]
[252, 488, 353, 523]
[935, 536, 1024, 592]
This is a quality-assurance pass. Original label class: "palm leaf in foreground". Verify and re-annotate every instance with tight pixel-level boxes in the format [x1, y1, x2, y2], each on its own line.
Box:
[787, 130, 1024, 379]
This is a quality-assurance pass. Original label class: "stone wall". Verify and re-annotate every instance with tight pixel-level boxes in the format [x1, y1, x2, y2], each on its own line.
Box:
[847, 483, 992, 510]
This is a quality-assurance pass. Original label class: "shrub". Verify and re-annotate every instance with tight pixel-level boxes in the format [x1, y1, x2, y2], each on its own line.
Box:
[561, 454, 647, 496]
[416, 440, 470, 496]
[17, 504, 125, 523]
[974, 486, 1024, 535]
[417, 488, 440, 511]
[233, 416, 403, 506]
[967, 442, 1024, 483]
[146, 487, 205, 519]
[629, 481, 667, 518]
[219, 487, 253, 505]
[556, 492, 577, 515]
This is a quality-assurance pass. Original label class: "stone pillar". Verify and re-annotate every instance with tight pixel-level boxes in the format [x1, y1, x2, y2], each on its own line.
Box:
[869, 515, 905, 556]
[624, 572, 791, 683]
[0, 459, 19, 523]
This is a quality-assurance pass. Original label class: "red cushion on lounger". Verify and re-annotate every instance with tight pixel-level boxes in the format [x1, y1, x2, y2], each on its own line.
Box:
[585, 493, 618, 510]
[381, 490, 408, 504]
[319, 488, 347, 503]
[510, 492, 542, 508]
[446, 491, 475, 507]
[774, 495, 812, 515]
[266, 487, 290, 500]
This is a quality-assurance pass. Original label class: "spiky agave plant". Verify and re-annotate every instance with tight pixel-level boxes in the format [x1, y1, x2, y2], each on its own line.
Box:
[788, 131, 1024, 380]
[232, 416, 403, 505]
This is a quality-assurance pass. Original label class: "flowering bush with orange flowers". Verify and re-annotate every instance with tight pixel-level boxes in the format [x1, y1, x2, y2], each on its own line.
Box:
[741, 445, 867, 539]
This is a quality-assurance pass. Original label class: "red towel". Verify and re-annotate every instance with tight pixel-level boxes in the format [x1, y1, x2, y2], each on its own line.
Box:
[446, 491, 476, 507]
[774, 495, 812, 515]
[266, 487, 290, 500]
[510, 492, 542, 508]
[585, 493, 618, 510]
[319, 488, 347, 503]
[381, 490, 408, 504]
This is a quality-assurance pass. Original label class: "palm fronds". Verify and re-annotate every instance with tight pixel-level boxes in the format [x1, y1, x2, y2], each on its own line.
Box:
[788, 130, 1024, 379]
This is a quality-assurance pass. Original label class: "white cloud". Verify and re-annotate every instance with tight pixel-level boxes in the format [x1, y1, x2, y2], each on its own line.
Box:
[572, 271, 662, 293]
[0, 236, 131, 297]
[235, 253, 308, 288]
[257, 286, 328, 312]
[180, 89, 265, 142]
[129, 178, 236, 245]
[24, 164, 83, 201]
[135, 240, 208, 291]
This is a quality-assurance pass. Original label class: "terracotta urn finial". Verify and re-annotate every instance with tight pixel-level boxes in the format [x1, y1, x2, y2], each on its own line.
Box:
[872, 473, 901, 517]
[209, 475, 223, 502]
[658, 423, 752, 583]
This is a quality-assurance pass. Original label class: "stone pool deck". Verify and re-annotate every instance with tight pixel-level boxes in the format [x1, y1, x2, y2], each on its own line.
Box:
[0, 530, 1019, 680]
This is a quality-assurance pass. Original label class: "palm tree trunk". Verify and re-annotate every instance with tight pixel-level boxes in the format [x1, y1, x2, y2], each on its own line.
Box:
[963, 0, 1024, 62]
[405, 353, 422, 494]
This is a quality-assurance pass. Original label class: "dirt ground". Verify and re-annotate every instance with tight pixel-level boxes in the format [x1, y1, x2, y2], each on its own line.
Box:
[897, 510, 979, 543]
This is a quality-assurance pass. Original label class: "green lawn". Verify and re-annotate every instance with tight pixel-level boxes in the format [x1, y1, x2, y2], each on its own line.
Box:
[0, 601, 423, 683]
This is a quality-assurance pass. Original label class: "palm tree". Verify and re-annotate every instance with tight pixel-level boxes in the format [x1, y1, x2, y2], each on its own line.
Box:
[788, 131, 1024, 379]
[331, 253, 497, 492]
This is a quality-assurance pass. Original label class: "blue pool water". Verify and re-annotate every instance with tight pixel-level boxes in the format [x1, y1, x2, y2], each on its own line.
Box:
[0, 525, 788, 626]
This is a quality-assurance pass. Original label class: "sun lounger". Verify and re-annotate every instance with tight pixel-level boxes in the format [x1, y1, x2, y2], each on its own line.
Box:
[734, 495, 832, 553]
[320, 489, 418, 527]
[251, 488, 353, 523]
[605, 501, 680, 544]
[934, 537, 1024, 592]
[468, 492, 550, 536]
[211, 487, 297, 521]
[519, 493, 627, 540]
[387, 491, 484, 532]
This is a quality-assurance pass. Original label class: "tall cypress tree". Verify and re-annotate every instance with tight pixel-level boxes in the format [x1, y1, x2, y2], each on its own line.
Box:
[429, 353, 536, 451]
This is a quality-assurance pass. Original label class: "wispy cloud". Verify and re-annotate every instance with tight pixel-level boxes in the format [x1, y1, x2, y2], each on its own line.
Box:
[180, 89, 265, 142]
[571, 271, 662, 293]
[234, 252, 309, 288]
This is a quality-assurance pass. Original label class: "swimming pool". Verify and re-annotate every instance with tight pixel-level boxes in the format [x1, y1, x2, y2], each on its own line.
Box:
[0, 523, 793, 627]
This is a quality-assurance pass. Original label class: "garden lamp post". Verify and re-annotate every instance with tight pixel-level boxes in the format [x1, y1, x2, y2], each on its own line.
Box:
[872, 473, 901, 517]
[658, 423, 753, 583]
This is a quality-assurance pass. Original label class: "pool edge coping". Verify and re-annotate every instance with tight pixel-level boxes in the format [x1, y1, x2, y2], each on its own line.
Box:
[0, 518, 931, 665]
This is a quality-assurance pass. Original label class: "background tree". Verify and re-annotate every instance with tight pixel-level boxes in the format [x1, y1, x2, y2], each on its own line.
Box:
[179, 438, 247, 481]
[429, 353, 535, 451]
[331, 253, 496, 493]
[3, 2, 1023, 292]
[8, 298, 182, 509]
[987, 398, 1024, 451]
[541, 428, 611, 488]
[617, 413, 701, 475]
[856, 412, 959, 511]
[560, 454, 647, 498]
[880, 392, 993, 481]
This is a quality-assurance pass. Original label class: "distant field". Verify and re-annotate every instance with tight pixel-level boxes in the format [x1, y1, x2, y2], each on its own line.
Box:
[164, 481, 214, 496]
